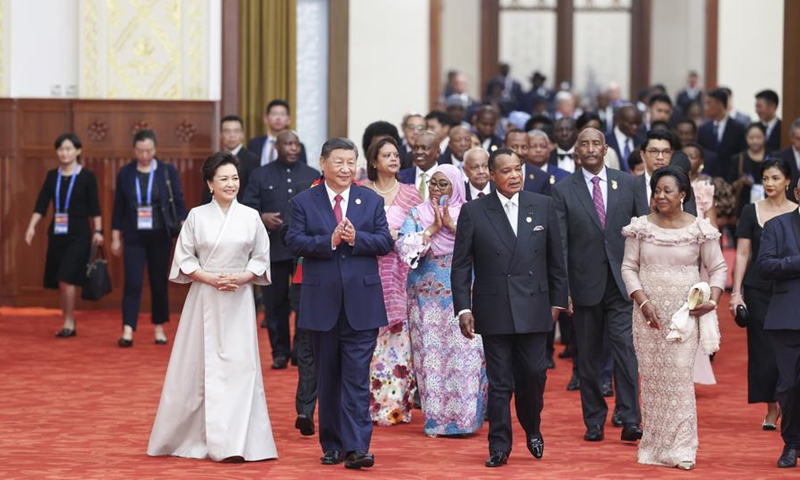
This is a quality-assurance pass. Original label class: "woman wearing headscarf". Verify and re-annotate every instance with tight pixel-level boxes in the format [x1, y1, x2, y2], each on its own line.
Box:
[397, 164, 488, 437]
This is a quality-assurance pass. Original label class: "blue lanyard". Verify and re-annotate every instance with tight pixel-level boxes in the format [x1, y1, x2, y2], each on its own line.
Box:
[135, 160, 156, 206]
[55, 165, 81, 213]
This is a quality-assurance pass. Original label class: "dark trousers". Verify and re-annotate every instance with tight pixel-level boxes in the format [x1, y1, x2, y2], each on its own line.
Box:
[263, 260, 293, 360]
[310, 308, 378, 453]
[559, 313, 580, 375]
[292, 284, 317, 419]
[769, 330, 800, 449]
[482, 332, 548, 453]
[122, 232, 171, 330]
[572, 269, 640, 427]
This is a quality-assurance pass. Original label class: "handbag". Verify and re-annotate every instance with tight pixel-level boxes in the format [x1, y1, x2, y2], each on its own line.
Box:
[81, 245, 112, 301]
[164, 169, 181, 237]
[734, 304, 749, 328]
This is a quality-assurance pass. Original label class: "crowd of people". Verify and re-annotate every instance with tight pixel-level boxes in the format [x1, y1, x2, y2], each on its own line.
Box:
[25, 68, 800, 470]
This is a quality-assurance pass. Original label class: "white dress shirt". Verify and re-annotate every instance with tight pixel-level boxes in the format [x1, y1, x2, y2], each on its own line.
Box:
[793, 147, 800, 171]
[260, 136, 277, 165]
[582, 166, 609, 210]
[644, 170, 652, 203]
[498, 191, 519, 236]
[556, 147, 576, 173]
[415, 165, 437, 200]
[469, 181, 492, 199]
[613, 126, 634, 161]
[713, 116, 728, 143]
[324, 182, 350, 220]
[230, 144, 243, 155]
[764, 117, 779, 141]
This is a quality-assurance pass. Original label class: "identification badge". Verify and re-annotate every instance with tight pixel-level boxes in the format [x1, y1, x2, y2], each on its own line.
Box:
[54, 213, 69, 235]
[749, 184, 765, 204]
[137, 206, 154, 230]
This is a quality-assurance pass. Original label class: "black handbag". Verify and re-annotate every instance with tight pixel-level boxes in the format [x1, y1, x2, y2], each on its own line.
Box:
[81, 245, 112, 301]
[164, 170, 181, 237]
[734, 304, 749, 328]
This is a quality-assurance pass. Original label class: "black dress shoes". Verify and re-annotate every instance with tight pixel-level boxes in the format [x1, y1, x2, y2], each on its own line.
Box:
[117, 338, 133, 348]
[344, 450, 374, 469]
[611, 407, 623, 427]
[546, 358, 556, 369]
[485, 451, 509, 467]
[777, 447, 798, 468]
[272, 357, 288, 370]
[558, 348, 572, 359]
[154, 338, 168, 345]
[566, 373, 581, 391]
[621, 423, 643, 442]
[601, 381, 613, 397]
[527, 435, 544, 459]
[584, 425, 604, 441]
[321, 450, 343, 465]
[295, 414, 315, 436]
[55, 328, 76, 338]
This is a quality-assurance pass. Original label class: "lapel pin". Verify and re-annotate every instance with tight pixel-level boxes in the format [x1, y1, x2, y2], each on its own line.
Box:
[611, 180, 618, 190]
[549, 175, 555, 184]
[526, 217, 532, 223]
[355, 198, 362, 205]
[529, 173, 535, 180]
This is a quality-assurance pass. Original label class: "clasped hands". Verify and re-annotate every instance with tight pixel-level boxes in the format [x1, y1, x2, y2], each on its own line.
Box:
[200, 271, 254, 291]
[332, 218, 356, 247]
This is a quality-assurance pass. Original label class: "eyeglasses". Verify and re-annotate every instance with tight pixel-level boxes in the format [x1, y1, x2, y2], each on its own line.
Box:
[645, 149, 674, 158]
[406, 125, 425, 132]
[428, 180, 451, 190]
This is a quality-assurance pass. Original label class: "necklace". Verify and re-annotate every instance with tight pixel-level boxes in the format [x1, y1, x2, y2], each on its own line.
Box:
[373, 179, 398, 195]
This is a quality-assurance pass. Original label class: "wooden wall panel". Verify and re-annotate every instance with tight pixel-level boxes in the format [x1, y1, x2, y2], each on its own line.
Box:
[0, 99, 217, 312]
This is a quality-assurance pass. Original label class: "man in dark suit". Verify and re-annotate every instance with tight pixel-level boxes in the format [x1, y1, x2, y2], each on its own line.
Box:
[463, 147, 494, 200]
[201, 115, 260, 205]
[607, 106, 645, 173]
[243, 131, 320, 368]
[634, 130, 697, 216]
[400, 113, 426, 169]
[773, 119, 800, 201]
[247, 99, 308, 165]
[438, 125, 472, 171]
[676, 71, 703, 114]
[756, 90, 782, 153]
[757, 180, 800, 468]
[697, 88, 747, 181]
[474, 106, 504, 153]
[485, 63, 524, 113]
[551, 128, 642, 443]
[548, 117, 579, 173]
[285, 137, 392, 470]
[505, 129, 550, 196]
[674, 118, 719, 167]
[399, 131, 439, 202]
[452, 148, 568, 467]
[527, 130, 570, 187]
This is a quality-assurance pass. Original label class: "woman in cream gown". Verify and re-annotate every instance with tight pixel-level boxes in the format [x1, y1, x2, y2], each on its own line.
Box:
[147, 152, 277, 462]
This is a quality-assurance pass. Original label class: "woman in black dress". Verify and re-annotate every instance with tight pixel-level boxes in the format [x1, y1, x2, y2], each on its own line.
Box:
[24, 133, 103, 337]
[731, 123, 770, 216]
[731, 158, 797, 429]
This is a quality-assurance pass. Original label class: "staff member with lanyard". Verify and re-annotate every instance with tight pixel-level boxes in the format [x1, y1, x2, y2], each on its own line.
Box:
[25, 133, 103, 337]
[111, 129, 187, 347]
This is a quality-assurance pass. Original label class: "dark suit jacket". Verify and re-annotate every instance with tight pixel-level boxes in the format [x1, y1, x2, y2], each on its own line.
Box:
[697, 118, 747, 181]
[464, 181, 495, 201]
[633, 173, 697, 216]
[523, 164, 552, 196]
[242, 160, 320, 262]
[400, 139, 414, 170]
[765, 119, 782, 153]
[398, 167, 416, 185]
[285, 185, 392, 331]
[548, 150, 577, 172]
[452, 191, 568, 335]
[201, 147, 261, 205]
[676, 89, 702, 112]
[774, 147, 800, 201]
[111, 159, 187, 242]
[552, 169, 638, 306]
[437, 148, 462, 165]
[605, 131, 645, 173]
[757, 209, 800, 330]
[247, 135, 308, 165]
[481, 135, 504, 153]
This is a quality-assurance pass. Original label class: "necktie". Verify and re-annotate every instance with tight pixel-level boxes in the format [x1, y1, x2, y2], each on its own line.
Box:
[478, 192, 485, 198]
[623, 138, 631, 164]
[261, 137, 274, 166]
[505, 200, 517, 236]
[333, 194, 343, 223]
[419, 172, 427, 199]
[712, 122, 720, 151]
[558, 153, 572, 160]
[591, 176, 606, 229]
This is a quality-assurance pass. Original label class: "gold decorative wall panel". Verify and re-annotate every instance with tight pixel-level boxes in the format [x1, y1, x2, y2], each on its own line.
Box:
[79, 0, 209, 99]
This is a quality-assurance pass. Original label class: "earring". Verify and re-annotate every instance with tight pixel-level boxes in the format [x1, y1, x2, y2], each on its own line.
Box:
[210, 189, 213, 195]
[680, 198, 684, 211]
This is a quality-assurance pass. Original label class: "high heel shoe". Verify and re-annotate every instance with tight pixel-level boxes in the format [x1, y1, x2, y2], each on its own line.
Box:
[676, 461, 695, 470]
[55, 328, 76, 338]
[763, 411, 781, 431]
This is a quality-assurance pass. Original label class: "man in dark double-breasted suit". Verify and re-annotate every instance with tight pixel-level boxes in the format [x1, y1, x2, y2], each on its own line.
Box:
[452, 148, 568, 467]
[551, 128, 642, 444]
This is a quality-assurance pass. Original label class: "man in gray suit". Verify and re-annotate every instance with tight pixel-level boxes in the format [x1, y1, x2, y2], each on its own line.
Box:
[551, 128, 642, 443]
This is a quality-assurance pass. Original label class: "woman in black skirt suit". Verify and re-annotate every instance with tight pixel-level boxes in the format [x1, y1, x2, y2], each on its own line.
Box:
[731, 158, 797, 429]
[24, 133, 103, 337]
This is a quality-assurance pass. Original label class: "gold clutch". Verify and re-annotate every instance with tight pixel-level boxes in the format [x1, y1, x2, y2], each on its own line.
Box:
[687, 287, 704, 310]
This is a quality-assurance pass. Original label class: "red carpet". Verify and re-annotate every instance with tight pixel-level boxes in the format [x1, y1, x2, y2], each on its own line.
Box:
[0, 291, 794, 479]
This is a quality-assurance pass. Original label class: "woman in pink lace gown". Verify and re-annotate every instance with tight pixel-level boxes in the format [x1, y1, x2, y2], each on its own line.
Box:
[365, 138, 421, 425]
[621, 166, 727, 470]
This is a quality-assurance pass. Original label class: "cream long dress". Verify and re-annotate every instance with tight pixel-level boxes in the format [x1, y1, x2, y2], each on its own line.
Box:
[147, 199, 277, 461]
[620, 216, 727, 467]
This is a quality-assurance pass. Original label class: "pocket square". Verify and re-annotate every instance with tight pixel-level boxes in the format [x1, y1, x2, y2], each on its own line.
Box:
[533, 225, 545, 231]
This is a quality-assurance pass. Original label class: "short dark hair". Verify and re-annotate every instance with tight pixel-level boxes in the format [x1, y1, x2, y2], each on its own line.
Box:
[650, 120, 672, 132]
[707, 88, 729, 108]
[266, 99, 290, 115]
[760, 157, 792, 180]
[525, 114, 554, 132]
[650, 164, 693, 204]
[220, 115, 244, 128]
[641, 129, 678, 151]
[675, 118, 697, 134]
[669, 151, 692, 175]
[576, 111, 601, 130]
[745, 122, 767, 136]
[503, 128, 527, 144]
[648, 93, 673, 107]
[366, 137, 400, 182]
[202, 151, 240, 182]
[627, 148, 643, 171]
[133, 129, 157, 146]
[321, 137, 358, 159]
[362, 121, 401, 158]
[755, 89, 779, 107]
[54, 132, 82, 151]
[683, 141, 705, 159]
[488, 147, 518, 172]
[425, 110, 453, 127]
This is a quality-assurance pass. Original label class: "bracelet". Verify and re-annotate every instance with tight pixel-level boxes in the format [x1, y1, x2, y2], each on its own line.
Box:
[94, 229, 103, 234]
[709, 299, 718, 308]
[638, 299, 650, 309]
[422, 229, 431, 238]
[730, 292, 742, 297]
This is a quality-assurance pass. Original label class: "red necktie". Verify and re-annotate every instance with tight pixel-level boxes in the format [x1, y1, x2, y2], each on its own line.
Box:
[333, 194, 343, 223]
[591, 176, 606, 229]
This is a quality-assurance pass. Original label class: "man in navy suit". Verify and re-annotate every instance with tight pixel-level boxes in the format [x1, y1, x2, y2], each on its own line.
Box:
[527, 130, 569, 188]
[756, 90, 782, 153]
[505, 129, 551, 196]
[201, 115, 261, 205]
[247, 99, 308, 165]
[773, 119, 800, 201]
[286, 137, 392, 469]
[697, 88, 747, 181]
[474, 106, 504, 153]
[548, 117, 579, 173]
[606, 106, 645, 173]
[399, 131, 440, 201]
[438, 125, 472, 171]
[757, 179, 800, 468]
[463, 147, 494, 200]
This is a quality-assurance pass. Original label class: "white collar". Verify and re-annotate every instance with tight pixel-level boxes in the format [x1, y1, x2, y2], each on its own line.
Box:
[469, 181, 491, 197]
[764, 117, 779, 130]
[582, 166, 608, 184]
[416, 164, 437, 178]
[614, 125, 631, 141]
[497, 191, 519, 207]
[230, 144, 243, 155]
[324, 182, 350, 204]
[556, 146, 574, 155]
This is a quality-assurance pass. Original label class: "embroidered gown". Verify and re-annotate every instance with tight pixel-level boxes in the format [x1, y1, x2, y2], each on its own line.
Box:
[620, 216, 727, 467]
[147, 199, 277, 461]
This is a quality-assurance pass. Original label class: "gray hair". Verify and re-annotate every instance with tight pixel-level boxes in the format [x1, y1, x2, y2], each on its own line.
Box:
[320, 137, 358, 159]
[527, 129, 550, 142]
[791, 117, 800, 135]
[464, 147, 489, 163]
